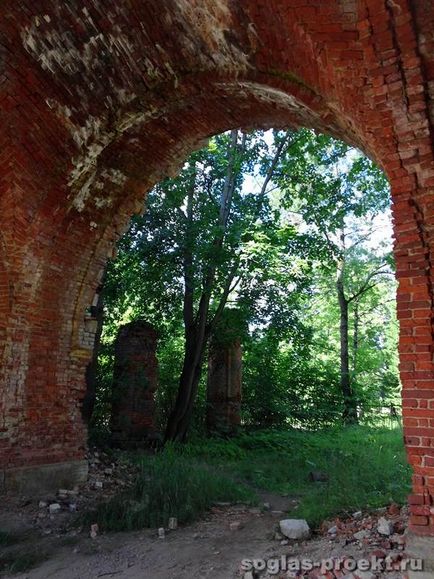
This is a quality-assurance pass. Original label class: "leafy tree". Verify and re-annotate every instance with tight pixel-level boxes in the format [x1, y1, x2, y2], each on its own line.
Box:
[95, 128, 398, 439]
[103, 130, 312, 441]
[272, 129, 393, 422]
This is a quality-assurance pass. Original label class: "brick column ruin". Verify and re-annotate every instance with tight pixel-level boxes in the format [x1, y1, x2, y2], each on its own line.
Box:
[206, 332, 242, 435]
[111, 321, 159, 447]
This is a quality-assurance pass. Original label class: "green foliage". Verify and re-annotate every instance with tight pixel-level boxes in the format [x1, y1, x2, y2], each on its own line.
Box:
[0, 549, 49, 575]
[268, 129, 398, 420]
[82, 448, 256, 532]
[154, 333, 186, 429]
[297, 427, 409, 526]
[0, 532, 19, 547]
[93, 127, 399, 436]
[304, 244, 400, 417]
[97, 129, 317, 434]
[273, 129, 389, 236]
[242, 331, 342, 428]
[176, 436, 248, 460]
[0, 532, 50, 576]
[88, 340, 115, 445]
[210, 308, 248, 346]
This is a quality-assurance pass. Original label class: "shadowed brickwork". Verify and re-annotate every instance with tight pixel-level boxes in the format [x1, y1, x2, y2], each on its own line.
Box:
[207, 337, 242, 435]
[0, 0, 434, 536]
[111, 321, 159, 446]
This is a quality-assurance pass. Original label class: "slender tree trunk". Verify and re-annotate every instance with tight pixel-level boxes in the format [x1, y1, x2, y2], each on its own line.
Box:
[165, 131, 241, 442]
[352, 301, 359, 377]
[82, 281, 105, 423]
[165, 339, 206, 441]
[336, 266, 358, 424]
[165, 324, 208, 441]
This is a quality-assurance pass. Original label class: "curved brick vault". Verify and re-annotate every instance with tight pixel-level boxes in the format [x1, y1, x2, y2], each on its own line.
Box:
[1, 0, 434, 539]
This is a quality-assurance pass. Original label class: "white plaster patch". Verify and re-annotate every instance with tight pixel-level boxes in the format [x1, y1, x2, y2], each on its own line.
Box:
[21, 21, 102, 75]
[21, 18, 139, 78]
[67, 106, 160, 212]
[114, 88, 137, 106]
[91, 169, 128, 209]
[174, 0, 252, 72]
[0, 249, 43, 431]
[101, 168, 127, 186]
[217, 82, 322, 124]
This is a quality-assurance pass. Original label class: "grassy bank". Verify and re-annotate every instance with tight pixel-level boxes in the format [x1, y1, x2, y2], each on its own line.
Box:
[180, 425, 411, 527]
[83, 449, 256, 532]
[85, 425, 411, 532]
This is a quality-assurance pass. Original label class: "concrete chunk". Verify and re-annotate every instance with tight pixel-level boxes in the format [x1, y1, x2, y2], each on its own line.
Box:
[279, 519, 310, 540]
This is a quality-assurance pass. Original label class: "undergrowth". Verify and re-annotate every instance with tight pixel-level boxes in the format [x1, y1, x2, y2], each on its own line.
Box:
[84, 425, 411, 532]
[179, 425, 411, 527]
[82, 448, 256, 532]
[0, 532, 50, 576]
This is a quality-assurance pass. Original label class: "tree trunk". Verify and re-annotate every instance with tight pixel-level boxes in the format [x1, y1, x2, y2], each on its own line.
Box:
[352, 301, 359, 378]
[165, 131, 241, 442]
[337, 267, 358, 424]
[165, 326, 207, 441]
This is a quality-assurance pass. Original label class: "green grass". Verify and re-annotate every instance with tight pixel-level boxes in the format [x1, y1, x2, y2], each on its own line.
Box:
[0, 549, 50, 575]
[179, 425, 412, 528]
[0, 532, 50, 576]
[84, 425, 411, 532]
[82, 447, 257, 532]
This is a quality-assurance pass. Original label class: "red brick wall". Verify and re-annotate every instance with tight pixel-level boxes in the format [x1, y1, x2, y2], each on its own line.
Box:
[0, 0, 434, 534]
[111, 321, 159, 445]
[207, 337, 242, 435]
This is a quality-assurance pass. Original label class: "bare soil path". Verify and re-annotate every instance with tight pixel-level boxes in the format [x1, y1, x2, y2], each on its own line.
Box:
[0, 453, 409, 579]
[2, 503, 407, 579]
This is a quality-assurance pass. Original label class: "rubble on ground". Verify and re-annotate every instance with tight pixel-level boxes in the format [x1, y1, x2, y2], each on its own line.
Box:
[2, 448, 139, 538]
[0, 452, 412, 579]
[318, 503, 408, 553]
[280, 519, 311, 540]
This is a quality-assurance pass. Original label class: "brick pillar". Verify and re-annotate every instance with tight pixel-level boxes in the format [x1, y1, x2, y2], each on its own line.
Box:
[397, 195, 434, 545]
[206, 335, 242, 435]
[111, 321, 159, 446]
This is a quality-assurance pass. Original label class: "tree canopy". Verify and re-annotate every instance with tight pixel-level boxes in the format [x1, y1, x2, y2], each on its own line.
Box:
[89, 128, 399, 440]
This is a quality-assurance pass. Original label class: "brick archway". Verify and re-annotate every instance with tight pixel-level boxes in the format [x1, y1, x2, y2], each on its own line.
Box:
[1, 0, 434, 542]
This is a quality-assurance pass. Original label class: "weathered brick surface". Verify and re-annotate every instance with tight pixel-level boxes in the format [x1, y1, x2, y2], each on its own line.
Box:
[0, 0, 433, 533]
[207, 337, 242, 435]
[111, 321, 159, 445]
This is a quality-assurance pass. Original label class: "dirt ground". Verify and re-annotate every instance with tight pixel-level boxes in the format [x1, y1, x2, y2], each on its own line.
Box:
[0, 498, 409, 579]
[0, 451, 412, 579]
